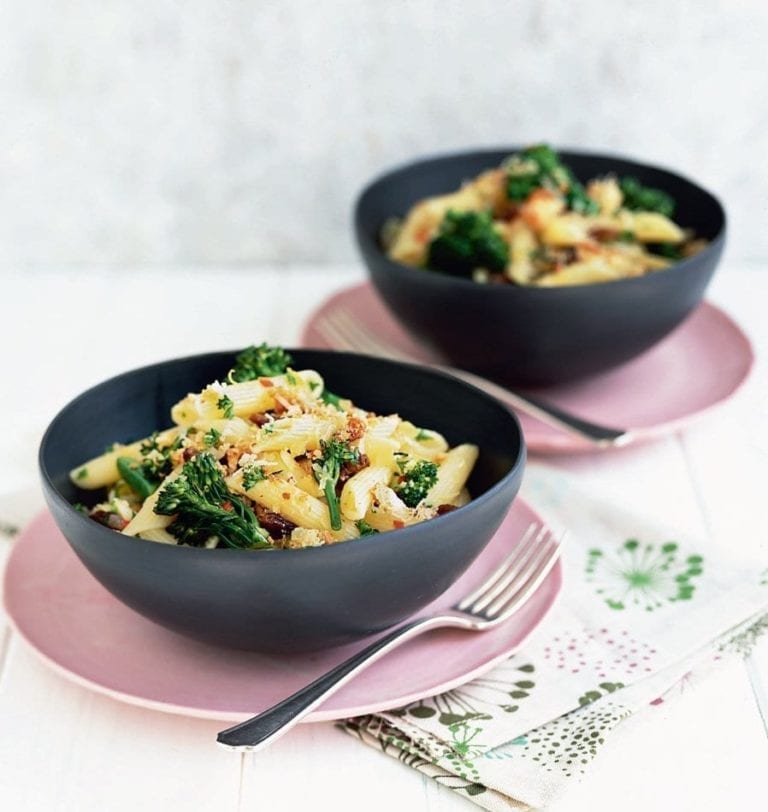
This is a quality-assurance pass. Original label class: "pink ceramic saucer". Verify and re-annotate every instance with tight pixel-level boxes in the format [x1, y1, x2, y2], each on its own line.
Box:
[301, 284, 754, 454]
[3, 501, 561, 723]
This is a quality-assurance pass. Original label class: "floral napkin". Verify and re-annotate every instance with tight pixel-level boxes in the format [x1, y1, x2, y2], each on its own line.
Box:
[340, 465, 768, 810]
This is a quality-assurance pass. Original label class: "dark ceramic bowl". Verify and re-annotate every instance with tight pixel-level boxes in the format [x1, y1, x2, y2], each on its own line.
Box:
[355, 148, 726, 386]
[39, 349, 525, 653]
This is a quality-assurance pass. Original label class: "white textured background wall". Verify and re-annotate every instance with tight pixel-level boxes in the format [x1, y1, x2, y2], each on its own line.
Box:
[1, 0, 765, 268]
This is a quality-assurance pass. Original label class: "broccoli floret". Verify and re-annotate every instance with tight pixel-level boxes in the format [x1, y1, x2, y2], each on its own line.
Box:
[228, 343, 294, 383]
[394, 459, 438, 508]
[564, 182, 599, 215]
[312, 439, 360, 531]
[649, 242, 684, 260]
[619, 177, 675, 217]
[505, 144, 599, 215]
[203, 427, 222, 447]
[427, 210, 509, 277]
[154, 452, 271, 549]
[355, 519, 379, 536]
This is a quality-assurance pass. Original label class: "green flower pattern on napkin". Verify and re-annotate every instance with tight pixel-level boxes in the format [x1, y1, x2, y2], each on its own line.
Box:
[719, 611, 768, 658]
[486, 701, 633, 778]
[343, 716, 485, 795]
[398, 661, 538, 729]
[577, 681, 625, 706]
[586, 539, 704, 611]
[341, 469, 768, 811]
[344, 715, 489, 798]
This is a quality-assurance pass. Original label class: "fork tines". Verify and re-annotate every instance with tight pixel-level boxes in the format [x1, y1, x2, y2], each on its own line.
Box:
[457, 523, 562, 620]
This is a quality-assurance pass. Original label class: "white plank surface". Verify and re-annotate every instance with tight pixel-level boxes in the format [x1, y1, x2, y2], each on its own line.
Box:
[0, 263, 765, 811]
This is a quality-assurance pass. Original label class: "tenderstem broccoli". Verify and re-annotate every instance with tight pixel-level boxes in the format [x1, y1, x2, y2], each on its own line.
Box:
[505, 144, 599, 215]
[619, 177, 675, 217]
[427, 210, 509, 277]
[226, 342, 345, 409]
[313, 439, 360, 531]
[228, 343, 294, 383]
[116, 456, 157, 500]
[355, 519, 379, 536]
[394, 459, 438, 508]
[154, 452, 271, 549]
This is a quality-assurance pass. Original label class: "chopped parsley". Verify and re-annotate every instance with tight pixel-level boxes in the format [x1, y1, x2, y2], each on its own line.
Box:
[242, 465, 267, 490]
[320, 389, 343, 409]
[139, 433, 182, 482]
[217, 395, 235, 419]
[75, 467, 88, 480]
[355, 519, 379, 536]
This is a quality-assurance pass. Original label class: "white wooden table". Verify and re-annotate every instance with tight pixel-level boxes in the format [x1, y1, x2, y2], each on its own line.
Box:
[0, 264, 765, 811]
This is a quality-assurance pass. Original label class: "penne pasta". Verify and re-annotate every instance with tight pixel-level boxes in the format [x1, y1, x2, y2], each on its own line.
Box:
[70, 427, 180, 489]
[340, 466, 391, 521]
[137, 527, 178, 545]
[72, 345, 480, 550]
[387, 144, 704, 287]
[122, 468, 182, 536]
[363, 484, 416, 532]
[426, 444, 479, 506]
[229, 471, 357, 540]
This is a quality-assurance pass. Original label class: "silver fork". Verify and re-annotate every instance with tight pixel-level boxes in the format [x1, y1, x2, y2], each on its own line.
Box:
[216, 523, 562, 751]
[314, 310, 633, 448]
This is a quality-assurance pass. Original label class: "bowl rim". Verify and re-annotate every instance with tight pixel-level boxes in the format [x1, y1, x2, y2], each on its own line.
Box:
[39, 347, 526, 558]
[354, 144, 727, 295]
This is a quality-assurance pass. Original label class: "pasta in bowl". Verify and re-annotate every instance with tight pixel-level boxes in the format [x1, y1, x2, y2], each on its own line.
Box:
[385, 144, 708, 287]
[40, 347, 525, 651]
[71, 345, 480, 550]
[355, 147, 726, 385]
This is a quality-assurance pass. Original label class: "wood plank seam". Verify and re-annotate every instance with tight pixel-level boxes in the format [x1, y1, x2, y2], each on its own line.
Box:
[677, 431, 768, 743]
[745, 655, 768, 739]
[0, 627, 12, 686]
[236, 753, 246, 812]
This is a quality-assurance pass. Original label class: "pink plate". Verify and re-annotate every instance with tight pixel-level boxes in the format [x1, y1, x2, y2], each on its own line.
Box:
[301, 284, 754, 454]
[3, 501, 561, 723]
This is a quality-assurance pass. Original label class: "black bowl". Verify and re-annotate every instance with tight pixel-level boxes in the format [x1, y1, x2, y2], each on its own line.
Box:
[355, 148, 726, 386]
[39, 349, 525, 653]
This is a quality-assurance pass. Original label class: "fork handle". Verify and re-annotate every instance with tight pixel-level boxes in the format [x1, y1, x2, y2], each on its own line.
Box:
[439, 366, 632, 447]
[216, 615, 460, 751]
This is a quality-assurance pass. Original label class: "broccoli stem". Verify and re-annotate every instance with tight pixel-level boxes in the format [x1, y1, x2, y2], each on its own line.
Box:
[117, 456, 157, 500]
[324, 481, 342, 531]
[312, 439, 360, 531]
